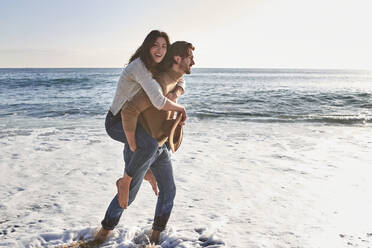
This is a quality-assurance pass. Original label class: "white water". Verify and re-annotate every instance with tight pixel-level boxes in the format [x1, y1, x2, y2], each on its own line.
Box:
[1, 120, 372, 247]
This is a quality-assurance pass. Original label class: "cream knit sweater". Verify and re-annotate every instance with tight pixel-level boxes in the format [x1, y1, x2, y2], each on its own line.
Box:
[109, 58, 185, 115]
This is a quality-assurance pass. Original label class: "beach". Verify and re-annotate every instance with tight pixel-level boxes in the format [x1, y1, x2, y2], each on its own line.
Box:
[1, 68, 372, 247]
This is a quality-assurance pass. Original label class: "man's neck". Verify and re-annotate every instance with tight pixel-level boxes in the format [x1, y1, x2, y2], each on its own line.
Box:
[166, 66, 183, 81]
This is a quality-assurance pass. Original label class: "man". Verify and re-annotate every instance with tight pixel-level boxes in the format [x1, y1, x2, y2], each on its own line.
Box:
[121, 41, 194, 153]
[96, 41, 195, 245]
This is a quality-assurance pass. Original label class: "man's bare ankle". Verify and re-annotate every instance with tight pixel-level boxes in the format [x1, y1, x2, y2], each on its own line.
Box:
[95, 227, 111, 241]
[149, 230, 161, 244]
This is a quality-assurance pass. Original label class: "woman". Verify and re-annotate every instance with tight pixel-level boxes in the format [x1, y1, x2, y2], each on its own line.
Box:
[96, 30, 187, 244]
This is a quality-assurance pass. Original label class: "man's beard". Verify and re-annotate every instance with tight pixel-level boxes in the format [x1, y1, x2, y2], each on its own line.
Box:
[180, 60, 191, 74]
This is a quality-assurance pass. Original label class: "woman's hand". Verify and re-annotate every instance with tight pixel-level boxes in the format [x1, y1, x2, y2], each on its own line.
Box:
[144, 169, 158, 196]
[166, 91, 178, 103]
[166, 91, 178, 119]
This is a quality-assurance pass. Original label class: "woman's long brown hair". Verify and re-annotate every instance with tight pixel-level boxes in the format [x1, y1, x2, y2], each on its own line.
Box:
[129, 30, 171, 75]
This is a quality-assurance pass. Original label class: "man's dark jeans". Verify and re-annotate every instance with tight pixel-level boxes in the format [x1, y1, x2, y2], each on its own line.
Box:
[101, 111, 176, 232]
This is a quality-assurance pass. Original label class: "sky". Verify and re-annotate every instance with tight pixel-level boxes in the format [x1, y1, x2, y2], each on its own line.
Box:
[0, 0, 371, 69]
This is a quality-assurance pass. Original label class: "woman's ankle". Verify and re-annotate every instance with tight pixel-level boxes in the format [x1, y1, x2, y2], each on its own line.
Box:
[117, 173, 132, 186]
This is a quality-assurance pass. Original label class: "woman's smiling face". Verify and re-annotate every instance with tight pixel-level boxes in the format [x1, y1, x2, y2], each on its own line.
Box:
[150, 37, 167, 64]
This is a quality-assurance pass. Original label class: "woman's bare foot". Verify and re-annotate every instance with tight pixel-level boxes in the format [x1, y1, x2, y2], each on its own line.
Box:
[125, 131, 138, 152]
[128, 142, 138, 152]
[116, 174, 132, 209]
[144, 169, 158, 196]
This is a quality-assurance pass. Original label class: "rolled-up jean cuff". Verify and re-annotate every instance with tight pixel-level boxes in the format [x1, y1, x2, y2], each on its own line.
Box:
[125, 154, 154, 177]
[101, 221, 115, 231]
[125, 161, 148, 177]
[152, 224, 166, 232]
[152, 214, 170, 231]
[124, 168, 134, 178]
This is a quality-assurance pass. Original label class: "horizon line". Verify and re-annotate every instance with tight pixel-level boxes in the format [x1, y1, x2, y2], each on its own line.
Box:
[0, 67, 371, 72]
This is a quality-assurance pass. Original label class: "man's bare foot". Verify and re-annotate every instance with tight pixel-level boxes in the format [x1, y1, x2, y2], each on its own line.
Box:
[94, 227, 111, 243]
[116, 174, 132, 209]
[149, 230, 161, 245]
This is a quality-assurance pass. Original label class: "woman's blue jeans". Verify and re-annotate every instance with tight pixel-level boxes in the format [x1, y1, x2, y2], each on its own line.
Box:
[101, 111, 176, 231]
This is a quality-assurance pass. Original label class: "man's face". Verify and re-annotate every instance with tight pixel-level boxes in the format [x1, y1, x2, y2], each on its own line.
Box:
[180, 48, 195, 74]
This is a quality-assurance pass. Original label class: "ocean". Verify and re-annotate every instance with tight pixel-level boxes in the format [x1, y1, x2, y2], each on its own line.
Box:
[1, 68, 372, 247]
[1, 68, 372, 126]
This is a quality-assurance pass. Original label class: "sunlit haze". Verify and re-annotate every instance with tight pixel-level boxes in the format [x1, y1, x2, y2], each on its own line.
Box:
[1, 0, 371, 69]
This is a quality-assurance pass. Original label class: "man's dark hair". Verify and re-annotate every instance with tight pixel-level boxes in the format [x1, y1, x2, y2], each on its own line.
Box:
[157, 41, 194, 72]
